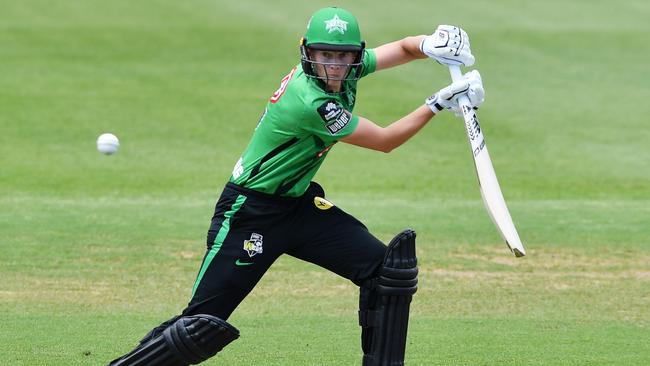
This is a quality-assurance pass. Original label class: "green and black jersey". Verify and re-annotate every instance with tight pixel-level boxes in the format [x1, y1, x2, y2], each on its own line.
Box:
[229, 49, 377, 197]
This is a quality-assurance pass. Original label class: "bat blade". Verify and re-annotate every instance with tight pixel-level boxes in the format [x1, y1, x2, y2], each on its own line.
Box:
[448, 65, 526, 257]
[474, 143, 526, 257]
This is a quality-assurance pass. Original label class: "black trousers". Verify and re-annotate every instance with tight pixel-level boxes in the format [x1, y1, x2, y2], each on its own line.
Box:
[182, 182, 387, 320]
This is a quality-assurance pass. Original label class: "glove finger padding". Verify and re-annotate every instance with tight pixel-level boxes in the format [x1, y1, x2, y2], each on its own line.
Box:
[438, 80, 470, 102]
[420, 25, 475, 67]
[425, 70, 485, 115]
[464, 70, 485, 108]
[436, 25, 471, 49]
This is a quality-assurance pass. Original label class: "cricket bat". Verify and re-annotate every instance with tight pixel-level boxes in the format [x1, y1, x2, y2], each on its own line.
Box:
[449, 65, 526, 257]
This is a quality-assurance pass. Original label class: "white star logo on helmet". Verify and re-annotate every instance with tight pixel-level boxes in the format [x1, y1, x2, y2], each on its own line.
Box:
[324, 14, 348, 34]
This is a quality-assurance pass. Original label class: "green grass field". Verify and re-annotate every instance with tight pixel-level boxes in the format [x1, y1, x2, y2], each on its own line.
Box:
[1, 1, 649, 365]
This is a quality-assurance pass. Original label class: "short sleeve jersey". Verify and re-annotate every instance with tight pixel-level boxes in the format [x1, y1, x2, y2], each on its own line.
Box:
[229, 49, 377, 197]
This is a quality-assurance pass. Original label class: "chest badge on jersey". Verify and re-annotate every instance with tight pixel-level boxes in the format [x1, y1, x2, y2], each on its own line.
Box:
[243, 233, 264, 257]
[314, 196, 334, 210]
[317, 99, 352, 135]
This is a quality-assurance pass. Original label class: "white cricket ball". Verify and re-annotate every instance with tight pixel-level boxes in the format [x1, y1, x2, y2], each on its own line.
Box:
[97, 133, 120, 155]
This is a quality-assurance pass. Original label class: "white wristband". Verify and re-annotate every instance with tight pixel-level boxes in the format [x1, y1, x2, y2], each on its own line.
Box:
[425, 94, 445, 114]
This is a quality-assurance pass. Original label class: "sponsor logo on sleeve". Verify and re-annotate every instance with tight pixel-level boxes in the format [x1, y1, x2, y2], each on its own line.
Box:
[318, 101, 342, 121]
[326, 111, 351, 134]
[317, 100, 352, 135]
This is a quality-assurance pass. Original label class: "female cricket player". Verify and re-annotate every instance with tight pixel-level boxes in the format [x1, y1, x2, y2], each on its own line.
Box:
[109, 6, 484, 366]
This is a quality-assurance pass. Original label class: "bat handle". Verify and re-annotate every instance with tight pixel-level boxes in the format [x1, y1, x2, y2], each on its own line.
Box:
[447, 65, 471, 107]
[448, 64, 463, 82]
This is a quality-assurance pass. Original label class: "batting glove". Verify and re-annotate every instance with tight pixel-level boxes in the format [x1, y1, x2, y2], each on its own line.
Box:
[426, 70, 485, 115]
[420, 25, 475, 67]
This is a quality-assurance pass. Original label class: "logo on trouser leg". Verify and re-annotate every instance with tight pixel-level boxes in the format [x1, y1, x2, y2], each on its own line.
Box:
[243, 233, 263, 257]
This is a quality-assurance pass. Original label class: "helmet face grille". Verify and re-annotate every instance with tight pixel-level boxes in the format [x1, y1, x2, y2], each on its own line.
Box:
[302, 58, 363, 82]
[300, 39, 366, 89]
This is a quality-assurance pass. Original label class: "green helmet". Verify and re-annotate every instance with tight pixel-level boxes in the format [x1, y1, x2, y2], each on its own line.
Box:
[300, 7, 366, 86]
[304, 7, 363, 51]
